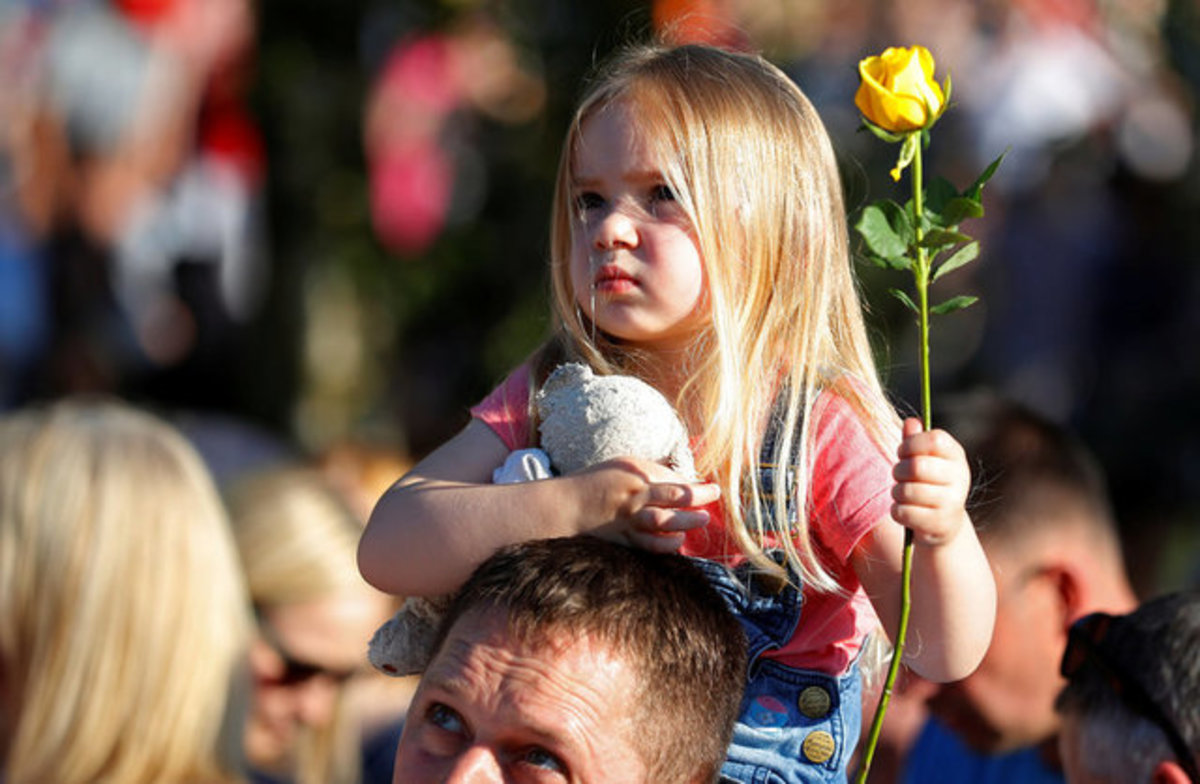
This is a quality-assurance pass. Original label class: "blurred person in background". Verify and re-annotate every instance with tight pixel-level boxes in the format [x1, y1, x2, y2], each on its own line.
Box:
[313, 438, 421, 778]
[363, 9, 545, 259]
[0, 398, 252, 783]
[225, 466, 397, 784]
[1056, 591, 1200, 784]
[317, 439, 413, 526]
[6, 0, 266, 409]
[901, 392, 1139, 783]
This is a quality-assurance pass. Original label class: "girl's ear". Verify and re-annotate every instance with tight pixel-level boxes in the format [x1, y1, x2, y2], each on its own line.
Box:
[1151, 760, 1192, 784]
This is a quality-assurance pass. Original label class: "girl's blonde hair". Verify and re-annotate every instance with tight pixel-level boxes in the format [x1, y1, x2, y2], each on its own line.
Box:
[0, 399, 251, 784]
[224, 467, 372, 784]
[545, 43, 899, 590]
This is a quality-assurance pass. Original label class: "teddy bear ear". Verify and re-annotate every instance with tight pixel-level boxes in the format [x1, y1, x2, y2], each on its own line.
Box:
[541, 362, 591, 396]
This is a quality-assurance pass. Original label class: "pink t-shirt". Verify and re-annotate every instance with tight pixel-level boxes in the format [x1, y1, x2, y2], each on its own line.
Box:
[469, 364, 894, 675]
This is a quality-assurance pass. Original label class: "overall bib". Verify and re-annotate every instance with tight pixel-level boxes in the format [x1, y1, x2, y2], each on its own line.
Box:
[695, 405, 865, 783]
[693, 555, 864, 783]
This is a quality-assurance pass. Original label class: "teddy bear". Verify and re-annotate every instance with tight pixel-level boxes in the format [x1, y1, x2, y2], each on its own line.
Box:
[366, 362, 695, 676]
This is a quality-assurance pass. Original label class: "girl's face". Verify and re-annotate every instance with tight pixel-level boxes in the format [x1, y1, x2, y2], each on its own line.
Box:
[568, 100, 708, 354]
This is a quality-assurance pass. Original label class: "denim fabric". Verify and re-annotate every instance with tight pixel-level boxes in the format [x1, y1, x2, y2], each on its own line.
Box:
[692, 555, 864, 784]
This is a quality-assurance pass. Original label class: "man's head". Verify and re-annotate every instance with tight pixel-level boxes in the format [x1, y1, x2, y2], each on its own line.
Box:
[925, 393, 1137, 754]
[393, 536, 748, 784]
[1056, 592, 1200, 784]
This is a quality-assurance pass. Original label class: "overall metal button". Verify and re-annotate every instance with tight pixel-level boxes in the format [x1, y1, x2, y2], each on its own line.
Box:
[798, 685, 832, 719]
[802, 730, 836, 764]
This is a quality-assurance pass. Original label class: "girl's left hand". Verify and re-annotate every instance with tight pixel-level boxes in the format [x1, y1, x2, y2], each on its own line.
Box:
[890, 417, 971, 547]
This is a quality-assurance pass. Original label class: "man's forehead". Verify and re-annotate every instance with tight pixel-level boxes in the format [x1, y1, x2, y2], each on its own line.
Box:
[422, 611, 644, 768]
[428, 609, 638, 714]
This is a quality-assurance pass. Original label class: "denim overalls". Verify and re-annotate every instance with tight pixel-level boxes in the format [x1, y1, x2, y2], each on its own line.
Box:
[693, 406, 864, 783]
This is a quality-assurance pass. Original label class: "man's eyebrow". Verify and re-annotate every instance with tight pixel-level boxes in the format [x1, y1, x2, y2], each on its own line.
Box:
[427, 675, 577, 750]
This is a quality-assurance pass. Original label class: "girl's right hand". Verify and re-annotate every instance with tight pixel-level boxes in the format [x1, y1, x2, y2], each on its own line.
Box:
[567, 457, 721, 552]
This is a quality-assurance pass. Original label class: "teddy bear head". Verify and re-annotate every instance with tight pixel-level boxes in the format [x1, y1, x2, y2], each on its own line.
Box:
[536, 363, 696, 479]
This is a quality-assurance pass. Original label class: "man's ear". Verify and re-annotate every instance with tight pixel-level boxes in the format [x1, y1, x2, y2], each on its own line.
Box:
[1151, 760, 1192, 784]
[1038, 562, 1085, 631]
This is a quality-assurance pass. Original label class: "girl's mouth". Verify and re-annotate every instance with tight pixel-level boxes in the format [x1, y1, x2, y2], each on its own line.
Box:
[594, 265, 637, 294]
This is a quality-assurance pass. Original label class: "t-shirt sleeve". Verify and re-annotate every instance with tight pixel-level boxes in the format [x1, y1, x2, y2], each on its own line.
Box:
[468, 363, 534, 452]
[808, 391, 896, 563]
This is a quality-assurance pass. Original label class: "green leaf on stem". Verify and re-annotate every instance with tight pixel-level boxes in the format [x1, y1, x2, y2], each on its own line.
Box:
[930, 295, 979, 315]
[855, 201, 912, 260]
[939, 196, 985, 227]
[932, 241, 979, 282]
[889, 287, 919, 313]
[920, 228, 973, 249]
[924, 177, 958, 218]
[964, 151, 1007, 200]
[862, 251, 914, 271]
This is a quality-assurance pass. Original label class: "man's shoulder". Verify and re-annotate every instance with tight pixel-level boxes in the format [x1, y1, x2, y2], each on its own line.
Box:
[902, 719, 1064, 784]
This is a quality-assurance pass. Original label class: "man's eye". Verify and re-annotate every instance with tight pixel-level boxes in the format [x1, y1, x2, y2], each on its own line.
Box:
[574, 192, 605, 211]
[520, 746, 567, 774]
[428, 703, 465, 734]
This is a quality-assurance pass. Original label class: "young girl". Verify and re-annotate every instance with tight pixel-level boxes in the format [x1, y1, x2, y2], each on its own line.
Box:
[359, 42, 995, 783]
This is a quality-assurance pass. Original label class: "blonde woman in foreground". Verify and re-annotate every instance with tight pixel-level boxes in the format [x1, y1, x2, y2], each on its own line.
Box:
[0, 398, 252, 784]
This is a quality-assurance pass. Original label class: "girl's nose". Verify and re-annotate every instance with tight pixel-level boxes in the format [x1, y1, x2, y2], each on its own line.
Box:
[592, 206, 638, 250]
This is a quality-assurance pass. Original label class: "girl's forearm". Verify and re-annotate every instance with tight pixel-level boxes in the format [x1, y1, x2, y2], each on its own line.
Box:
[904, 517, 997, 681]
[358, 476, 589, 596]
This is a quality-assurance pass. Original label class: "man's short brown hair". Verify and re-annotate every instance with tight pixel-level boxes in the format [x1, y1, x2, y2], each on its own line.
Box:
[433, 536, 747, 783]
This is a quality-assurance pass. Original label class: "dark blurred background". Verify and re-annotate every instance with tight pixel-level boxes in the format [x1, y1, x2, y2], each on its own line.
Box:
[2, 0, 1198, 593]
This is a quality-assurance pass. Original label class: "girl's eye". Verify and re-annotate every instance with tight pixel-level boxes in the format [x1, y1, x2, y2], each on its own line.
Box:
[574, 192, 605, 212]
[650, 183, 676, 202]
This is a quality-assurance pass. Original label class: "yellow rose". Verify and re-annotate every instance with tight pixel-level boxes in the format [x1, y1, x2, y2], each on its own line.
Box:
[855, 46, 945, 133]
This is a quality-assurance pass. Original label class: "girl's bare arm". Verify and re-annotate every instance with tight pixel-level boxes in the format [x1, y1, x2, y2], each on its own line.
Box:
[357, 419, 719, 596]
[853, 419, 996, 682]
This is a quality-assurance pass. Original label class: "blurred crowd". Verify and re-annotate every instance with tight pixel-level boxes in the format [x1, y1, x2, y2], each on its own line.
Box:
[0, 0, 1198, 782]
[0, 0, 267, 412]
[2, 0, 1197, 577]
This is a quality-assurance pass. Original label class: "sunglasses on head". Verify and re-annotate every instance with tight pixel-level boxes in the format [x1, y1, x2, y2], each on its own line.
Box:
[256, 613, 361, 687]
[1061, 612, 1198, 783]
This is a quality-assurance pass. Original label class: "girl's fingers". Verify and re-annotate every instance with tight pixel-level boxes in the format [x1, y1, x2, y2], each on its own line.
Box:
[893, 455, 963, 485]
[633, 506, 710, 533]
[892, 481, 948, 509]
[891, 505, 963, 546]
[643, 481, 721, 509]
[897, 426, 964, 460]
